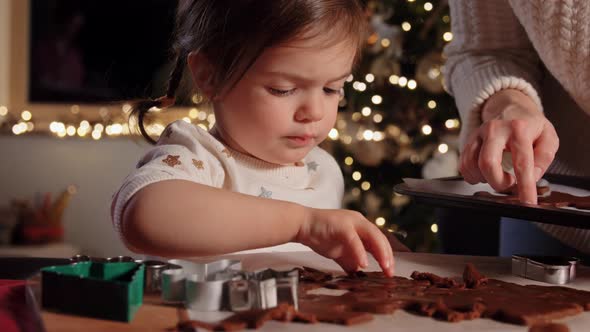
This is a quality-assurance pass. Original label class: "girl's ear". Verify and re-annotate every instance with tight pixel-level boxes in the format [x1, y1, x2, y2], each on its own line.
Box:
[188, 51, 215, 99]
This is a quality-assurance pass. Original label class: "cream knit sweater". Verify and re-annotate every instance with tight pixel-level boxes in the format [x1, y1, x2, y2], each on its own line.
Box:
[111, 120, 344, 254]
[444, 0, 590, 253]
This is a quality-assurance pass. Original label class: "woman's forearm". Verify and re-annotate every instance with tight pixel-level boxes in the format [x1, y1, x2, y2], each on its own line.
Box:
[121, 180, 308, 257]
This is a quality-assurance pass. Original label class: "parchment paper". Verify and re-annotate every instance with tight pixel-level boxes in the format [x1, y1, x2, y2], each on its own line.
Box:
[186, 251, 590, 332]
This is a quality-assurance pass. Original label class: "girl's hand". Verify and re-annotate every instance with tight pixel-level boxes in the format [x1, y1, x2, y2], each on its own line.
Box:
[460, 89, 559, 204]
[295, 207, 395, 277]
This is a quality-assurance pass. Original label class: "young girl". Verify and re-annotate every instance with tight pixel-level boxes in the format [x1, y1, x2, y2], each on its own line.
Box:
[111, 0, 397, 277]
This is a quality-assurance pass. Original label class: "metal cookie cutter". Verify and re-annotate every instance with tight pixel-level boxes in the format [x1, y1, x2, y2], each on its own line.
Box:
[229, 268, 299, 311]
[70, 255, 176, 294]
[162, 259, 242, 310]
[161, 259, 299, 312]
[70, 254, 136, 263]
[512, 255, 580, 285]
[143, 260, 183, 294]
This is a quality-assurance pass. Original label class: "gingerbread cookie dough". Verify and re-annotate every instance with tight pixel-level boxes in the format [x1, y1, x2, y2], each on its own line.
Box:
[474, 191, 590, 210]
[474, 180, 590, 210]
[176, 263, 590, 331]
[529, 322, 570, 332]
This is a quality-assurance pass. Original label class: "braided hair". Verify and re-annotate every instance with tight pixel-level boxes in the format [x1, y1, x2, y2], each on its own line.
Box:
[130, 54, 186, 144]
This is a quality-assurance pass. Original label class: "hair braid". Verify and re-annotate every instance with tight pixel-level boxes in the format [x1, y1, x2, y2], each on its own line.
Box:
[131, 53, 186, 144]
[166, 53, 187, 99]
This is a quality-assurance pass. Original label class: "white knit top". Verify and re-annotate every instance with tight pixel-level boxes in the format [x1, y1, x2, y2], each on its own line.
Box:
[444, 0, 590, 253]
[111, 120, 344, 253]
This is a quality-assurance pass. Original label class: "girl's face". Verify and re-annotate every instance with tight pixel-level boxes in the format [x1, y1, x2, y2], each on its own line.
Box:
[210, 35, 356, 165]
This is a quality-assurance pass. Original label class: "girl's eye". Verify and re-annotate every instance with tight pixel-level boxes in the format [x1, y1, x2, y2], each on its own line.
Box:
[268, 87, 295, 96]
[323, 87, 343, 95]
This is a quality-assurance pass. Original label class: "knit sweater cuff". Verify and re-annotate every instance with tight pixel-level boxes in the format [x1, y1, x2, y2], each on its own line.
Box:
[450, 65, 543, 147]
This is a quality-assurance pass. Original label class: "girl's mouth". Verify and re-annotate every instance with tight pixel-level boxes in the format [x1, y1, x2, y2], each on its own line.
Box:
[286, 135, 313, 146]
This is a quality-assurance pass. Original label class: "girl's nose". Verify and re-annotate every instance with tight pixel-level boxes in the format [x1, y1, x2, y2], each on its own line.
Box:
[294, 93, 324, 123]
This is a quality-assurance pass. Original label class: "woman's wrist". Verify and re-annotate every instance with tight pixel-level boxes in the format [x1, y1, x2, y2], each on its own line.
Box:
[480, 89, 542, 122]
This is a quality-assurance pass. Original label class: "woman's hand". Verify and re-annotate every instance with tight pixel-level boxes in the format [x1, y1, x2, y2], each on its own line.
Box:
[296, 207, 395, 277]
[460, 89, 559, 204]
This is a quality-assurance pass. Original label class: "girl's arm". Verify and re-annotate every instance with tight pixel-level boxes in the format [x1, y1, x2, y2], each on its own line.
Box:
[121, 179, 305, 257]
[121, 179, 395, 276]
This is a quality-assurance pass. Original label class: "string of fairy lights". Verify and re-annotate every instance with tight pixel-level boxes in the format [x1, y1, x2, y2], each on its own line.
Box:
[1, 70, 460, 144]
[0, 0, 459, 239]
[1, 68, 460, 145]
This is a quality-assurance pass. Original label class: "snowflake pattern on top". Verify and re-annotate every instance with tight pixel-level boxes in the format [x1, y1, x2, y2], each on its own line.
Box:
[307, 161, 319, 172]
[259, 186, 273, 198]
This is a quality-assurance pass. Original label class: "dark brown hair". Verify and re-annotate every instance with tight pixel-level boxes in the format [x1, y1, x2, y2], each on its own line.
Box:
[132, 0, 368, 144]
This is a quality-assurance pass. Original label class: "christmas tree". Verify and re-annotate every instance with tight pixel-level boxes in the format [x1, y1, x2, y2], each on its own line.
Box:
[321, 0, 460, 252]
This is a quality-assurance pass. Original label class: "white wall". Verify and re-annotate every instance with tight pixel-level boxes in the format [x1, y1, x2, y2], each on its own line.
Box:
[0, 0, 155, 258]
[0, 135, 151, 257]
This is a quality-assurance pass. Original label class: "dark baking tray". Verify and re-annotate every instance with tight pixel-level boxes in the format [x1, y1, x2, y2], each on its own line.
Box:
[394, 174, 590, 229]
